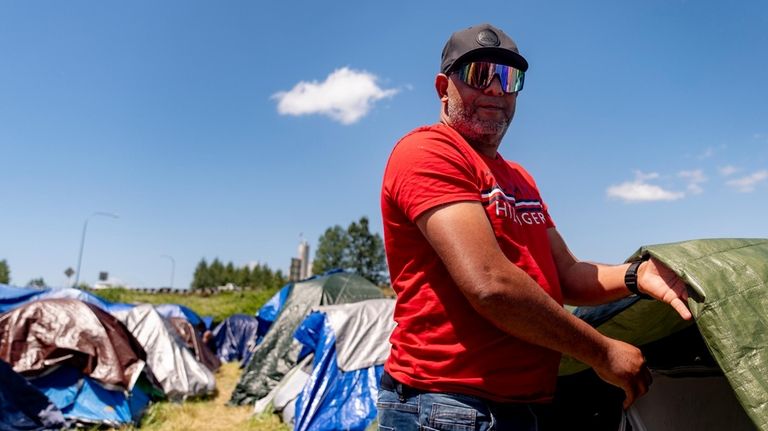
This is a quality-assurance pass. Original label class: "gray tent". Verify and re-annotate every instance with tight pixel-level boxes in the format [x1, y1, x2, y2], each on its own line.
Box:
[229, 272, 384, 406]
[113, 304, 216, 401]
[556, 238, 768, 430]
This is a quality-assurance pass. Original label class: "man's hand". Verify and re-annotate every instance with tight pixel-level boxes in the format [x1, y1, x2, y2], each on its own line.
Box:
[638, 257, 692, 320]
[592, 339, 653, 409]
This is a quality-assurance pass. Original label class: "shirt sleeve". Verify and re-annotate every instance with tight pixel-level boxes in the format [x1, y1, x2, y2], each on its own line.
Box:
[384, 130, 481, 222]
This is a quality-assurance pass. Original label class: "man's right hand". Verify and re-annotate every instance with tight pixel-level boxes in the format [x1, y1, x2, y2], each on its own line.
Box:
[592, 338, 652, 409]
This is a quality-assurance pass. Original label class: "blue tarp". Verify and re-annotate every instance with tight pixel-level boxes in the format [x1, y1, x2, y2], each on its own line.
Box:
[0, 359, 66, 431]
[292, 310, 382, 431]
[156, 303, 205, 330]
[0, 284, 133, 314]
[0, 284, 46, 313]
[255, 284, 291, 338]
[212, 314, 260, 364]
[31, 366, 150, 427]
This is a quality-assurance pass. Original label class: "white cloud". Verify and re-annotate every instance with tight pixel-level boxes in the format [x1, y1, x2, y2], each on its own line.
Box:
[725, 170, 768, 193]
[718, 165, 740, 176]
[606, 181, 685, 203]
[272, 67, 399, 125]
[678, 169, 706, 194]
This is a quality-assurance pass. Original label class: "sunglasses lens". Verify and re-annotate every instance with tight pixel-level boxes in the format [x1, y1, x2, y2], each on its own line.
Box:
[455, 62, 524, 93]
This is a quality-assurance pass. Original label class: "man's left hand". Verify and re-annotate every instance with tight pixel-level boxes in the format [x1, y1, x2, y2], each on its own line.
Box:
[638, 258, 692, 320]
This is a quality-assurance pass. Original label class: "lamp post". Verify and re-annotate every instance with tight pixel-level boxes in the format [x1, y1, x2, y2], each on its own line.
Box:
[73, 211, 119, 288]
[160, 254, 175, 289]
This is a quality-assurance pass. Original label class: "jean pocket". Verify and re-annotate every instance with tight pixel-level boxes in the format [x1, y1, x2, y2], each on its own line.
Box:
[427, 402, 477, 431]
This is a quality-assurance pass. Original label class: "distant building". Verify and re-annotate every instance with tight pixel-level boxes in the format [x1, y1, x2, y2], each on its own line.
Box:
[298, 239, 310, 279]
[288, 237, 312, 282]
[289, 258, 302, 282]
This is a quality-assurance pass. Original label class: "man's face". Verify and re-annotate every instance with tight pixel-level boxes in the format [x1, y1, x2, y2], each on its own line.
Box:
[442, 68, 518, 144]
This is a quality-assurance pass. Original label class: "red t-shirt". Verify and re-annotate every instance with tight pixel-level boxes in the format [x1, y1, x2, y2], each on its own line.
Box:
[381, 123, 563, 403]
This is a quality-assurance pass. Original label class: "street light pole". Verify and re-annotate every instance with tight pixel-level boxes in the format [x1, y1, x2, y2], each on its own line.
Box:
[73, 211, 119, 288]
[161, 255, 176, 289]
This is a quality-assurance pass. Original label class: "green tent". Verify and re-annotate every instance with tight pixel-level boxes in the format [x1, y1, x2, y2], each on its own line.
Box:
[558, 238, 768, 430]
[229, 272, 384, 406]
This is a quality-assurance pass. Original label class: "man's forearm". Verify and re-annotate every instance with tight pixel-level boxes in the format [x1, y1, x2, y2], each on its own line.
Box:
[559, 261, 633, 306]
[460, 263, 617, 370]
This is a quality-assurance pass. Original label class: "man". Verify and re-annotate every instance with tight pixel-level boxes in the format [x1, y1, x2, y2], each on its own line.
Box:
[378, 23, 691, 430]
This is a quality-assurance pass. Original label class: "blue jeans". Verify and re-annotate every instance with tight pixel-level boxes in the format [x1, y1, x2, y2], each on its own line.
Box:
[377, 387, 547, 431]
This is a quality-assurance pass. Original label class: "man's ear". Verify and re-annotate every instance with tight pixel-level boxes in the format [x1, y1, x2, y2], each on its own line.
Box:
[435, 73, 449, 101]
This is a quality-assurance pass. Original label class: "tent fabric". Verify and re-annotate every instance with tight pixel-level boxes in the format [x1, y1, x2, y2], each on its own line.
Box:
[30, 365, 150, 427]
[169, 317, 221, 372]
[292, 299, 395, 431]
[230, 272, 384, 406]
[627, 238, 768, 430]
[0, 298, 146, 390]
[256, 284, 292, 339]
[0, 359, 66, 431]
[0, 284, 46, 313]
[253, 355, 313, 426]
[0, 285, 133, 314]
[323, 299, 396, 372]
[112, 304, 216, 401]
[155, 303, 206, 333]
[212, 314, 260, 363]
[626, 371, 755, 431]
[559, 238, 768, 430]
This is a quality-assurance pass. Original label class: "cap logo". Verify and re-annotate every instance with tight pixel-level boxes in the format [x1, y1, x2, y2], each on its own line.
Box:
[476, 29, 500, 47]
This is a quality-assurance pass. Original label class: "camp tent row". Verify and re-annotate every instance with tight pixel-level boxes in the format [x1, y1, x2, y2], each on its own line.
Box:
[2, 239, 766, 430]
[229, 239, 768, 431]
[0, 285, 218, 428]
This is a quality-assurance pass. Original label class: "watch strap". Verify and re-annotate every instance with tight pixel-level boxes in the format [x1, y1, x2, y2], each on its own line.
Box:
[625, 257, 652, 299]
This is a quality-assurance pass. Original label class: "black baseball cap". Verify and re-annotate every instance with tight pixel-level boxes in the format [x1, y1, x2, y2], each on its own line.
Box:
[440, 23, 529, 74]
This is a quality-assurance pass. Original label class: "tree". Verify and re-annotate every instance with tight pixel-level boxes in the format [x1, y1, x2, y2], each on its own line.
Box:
[191, 259, 209, 291]
[313, 216, 388, 284]
[312, 225, 349, 275]
[191, 258, 285, 291]
[27, 277, 46, 288]
[346, 217, 388, 284]
[0, 259, 9, 284]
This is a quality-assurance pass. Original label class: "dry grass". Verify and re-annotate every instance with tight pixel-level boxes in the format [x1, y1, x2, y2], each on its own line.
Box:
[120, 362, 289, 431]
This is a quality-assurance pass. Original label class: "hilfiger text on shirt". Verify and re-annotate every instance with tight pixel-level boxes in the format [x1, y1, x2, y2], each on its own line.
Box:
[481, 186, 547, 226]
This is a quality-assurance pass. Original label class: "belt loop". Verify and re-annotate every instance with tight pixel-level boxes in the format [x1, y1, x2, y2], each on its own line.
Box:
[396, 382, 406, 402]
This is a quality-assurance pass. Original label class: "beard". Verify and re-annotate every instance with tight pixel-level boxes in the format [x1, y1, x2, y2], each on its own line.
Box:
[446, 99, 511, 143]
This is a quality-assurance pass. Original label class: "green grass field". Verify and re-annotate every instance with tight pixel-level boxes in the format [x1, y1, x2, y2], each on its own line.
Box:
[94, 287, 280, 323]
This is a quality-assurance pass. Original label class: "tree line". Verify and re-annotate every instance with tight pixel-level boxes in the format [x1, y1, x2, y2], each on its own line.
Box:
[3, 215, 389, 290]
[190, 258, 285, 291]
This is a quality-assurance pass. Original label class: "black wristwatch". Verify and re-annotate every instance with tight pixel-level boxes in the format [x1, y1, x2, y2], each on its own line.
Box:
[625, 256, 652, 299]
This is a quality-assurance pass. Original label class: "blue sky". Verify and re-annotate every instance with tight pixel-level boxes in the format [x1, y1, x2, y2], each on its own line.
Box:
[1, 1, 766, 289]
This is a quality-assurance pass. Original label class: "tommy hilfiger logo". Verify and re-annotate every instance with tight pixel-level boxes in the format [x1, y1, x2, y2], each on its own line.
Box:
[481, 186, 547, 226]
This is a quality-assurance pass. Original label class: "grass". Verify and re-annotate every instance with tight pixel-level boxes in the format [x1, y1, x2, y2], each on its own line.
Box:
[118, 362, 289, 431]
[94, 287, 281, 323]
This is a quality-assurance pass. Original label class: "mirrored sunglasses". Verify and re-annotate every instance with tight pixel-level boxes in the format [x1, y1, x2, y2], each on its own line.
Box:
[454, 62, 525, 94]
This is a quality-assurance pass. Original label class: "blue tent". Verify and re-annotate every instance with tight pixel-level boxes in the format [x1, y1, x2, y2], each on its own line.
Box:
[156, 303, 205, 330]
[0, 284, 132, 314]
[0, 284, 46, 313]
[31, 366, 150, 427]
[0, 359, 66, 431]
[212, 314, 260, 363]
[292, 299, 395, 431]
[255, 284, 292, 339]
